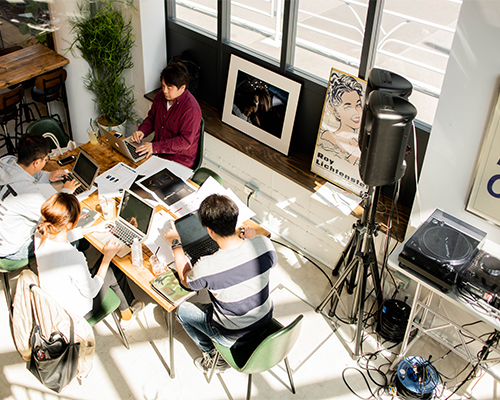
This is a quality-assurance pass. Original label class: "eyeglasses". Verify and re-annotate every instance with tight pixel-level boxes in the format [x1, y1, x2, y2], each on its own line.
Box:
[43, 156, 50, 163]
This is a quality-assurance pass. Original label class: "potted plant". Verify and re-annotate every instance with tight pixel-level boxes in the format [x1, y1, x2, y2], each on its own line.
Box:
[67, 0, 136, 134]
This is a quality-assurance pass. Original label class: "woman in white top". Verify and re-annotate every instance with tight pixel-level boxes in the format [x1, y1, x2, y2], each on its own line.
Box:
[35, 192, 143, 328]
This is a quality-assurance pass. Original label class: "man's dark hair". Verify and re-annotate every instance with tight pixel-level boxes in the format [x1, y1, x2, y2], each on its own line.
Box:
[161, 61, 190, 89]
[17, 134, 50, 166]
[198, 194, 239, 238]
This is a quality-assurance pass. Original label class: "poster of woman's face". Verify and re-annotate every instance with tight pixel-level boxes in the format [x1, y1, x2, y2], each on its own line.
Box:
[311, 68, 368, 195]
[222, 55, 301, 156]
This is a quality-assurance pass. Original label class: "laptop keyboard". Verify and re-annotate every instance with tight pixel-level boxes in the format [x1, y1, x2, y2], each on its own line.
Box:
[66, 172, 86, 195]
[187, 239, 219, 264]
[110, 220, 141, 246]
[125, 141, 142, 160]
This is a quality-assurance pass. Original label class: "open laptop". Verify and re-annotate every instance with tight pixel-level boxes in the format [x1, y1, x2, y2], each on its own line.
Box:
[66, 150, 100, 196]
[91, 189, 155, 258]
[174, 211, 219, 265]
[101, 126, 147, 162]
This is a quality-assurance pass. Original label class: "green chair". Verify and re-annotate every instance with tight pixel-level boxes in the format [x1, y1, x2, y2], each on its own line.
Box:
[86, 289, 130, 349]
[191, 167, 223, 186]
[0, 257, 31, 319]
[191, 117, 205, 172]
[26, 116, 69, 149]
[208, 315, 303, 400]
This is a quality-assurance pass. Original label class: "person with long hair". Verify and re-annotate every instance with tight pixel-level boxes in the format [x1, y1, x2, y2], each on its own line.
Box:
[35, 193, 143, 327]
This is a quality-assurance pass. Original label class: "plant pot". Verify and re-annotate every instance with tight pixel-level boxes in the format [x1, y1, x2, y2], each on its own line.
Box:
[97, 116, 127, 137]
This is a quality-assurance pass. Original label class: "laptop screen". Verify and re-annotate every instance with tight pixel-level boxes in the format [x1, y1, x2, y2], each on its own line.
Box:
[119, 191, 154, 235]
[175, 212, 209, 245]
[73, 152, 99, 186]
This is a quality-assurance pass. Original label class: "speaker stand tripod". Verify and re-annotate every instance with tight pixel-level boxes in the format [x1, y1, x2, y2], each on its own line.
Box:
[316, 185, 384, 358]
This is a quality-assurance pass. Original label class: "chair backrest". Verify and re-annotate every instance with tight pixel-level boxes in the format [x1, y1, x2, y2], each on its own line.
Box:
[35, 69, 67, 92]
[26, 117, 69, 148]
[0, 85, 24, 112]
[191, 167, 223, 186]
[191, 117, 205, 172]
[215, 315, 303, 374]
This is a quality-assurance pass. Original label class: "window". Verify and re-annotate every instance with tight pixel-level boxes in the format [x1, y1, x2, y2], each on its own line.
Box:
[373, 0, 461, 125]
[169, 0, 462, 126]
[229, 0, 284, 62]
[172, 0, 218, 36]
[293, 0, 368, 79]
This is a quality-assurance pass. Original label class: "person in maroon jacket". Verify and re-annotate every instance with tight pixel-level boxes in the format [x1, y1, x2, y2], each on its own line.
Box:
[131, 62, 202, 168]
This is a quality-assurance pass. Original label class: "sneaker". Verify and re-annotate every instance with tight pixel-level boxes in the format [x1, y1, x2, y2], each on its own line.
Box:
[194, 351, 231, 374]
[120, 300, 144, 329]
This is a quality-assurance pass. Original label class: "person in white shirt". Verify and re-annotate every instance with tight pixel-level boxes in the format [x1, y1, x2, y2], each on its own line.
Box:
[35, 192, 143, 328]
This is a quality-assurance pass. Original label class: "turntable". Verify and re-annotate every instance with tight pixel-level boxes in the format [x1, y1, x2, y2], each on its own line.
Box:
[399, 209, 486, 291]
[458, 251, 500, 309]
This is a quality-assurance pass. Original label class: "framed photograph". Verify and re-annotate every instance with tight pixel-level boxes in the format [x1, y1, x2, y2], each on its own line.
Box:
[466, 86, 500, 226]
[222, 55, 301, 155]
[311, 68, 368, 195]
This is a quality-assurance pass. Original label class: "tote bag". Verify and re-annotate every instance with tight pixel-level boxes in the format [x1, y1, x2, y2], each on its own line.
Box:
[27, 285, 80, 393]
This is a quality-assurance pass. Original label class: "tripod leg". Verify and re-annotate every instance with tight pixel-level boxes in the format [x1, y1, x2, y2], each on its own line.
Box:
[331, 228, 357, 276]
[316, 258, 357, 314]
[354, 255, 370, 357]
[368, 237, 383, 311]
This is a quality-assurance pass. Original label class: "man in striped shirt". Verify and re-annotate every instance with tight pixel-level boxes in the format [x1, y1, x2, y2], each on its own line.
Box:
[163, 194, 277, 372]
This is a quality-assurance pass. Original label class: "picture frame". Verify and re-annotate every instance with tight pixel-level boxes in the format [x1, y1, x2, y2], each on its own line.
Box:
[310, 68, 368, 195]
[466, 85, 500, 227]
[222, 55, 301, 156]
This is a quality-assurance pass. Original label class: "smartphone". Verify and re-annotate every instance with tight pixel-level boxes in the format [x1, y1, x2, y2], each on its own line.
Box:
[57, 155, 76, 166]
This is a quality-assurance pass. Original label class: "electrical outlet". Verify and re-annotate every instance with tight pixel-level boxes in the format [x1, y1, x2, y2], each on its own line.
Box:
[393, 271, 410, 290]
[244, 182, 259, 197]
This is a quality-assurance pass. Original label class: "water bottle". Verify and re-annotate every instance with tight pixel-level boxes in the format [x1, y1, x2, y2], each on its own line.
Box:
[131, 238, 143, 267]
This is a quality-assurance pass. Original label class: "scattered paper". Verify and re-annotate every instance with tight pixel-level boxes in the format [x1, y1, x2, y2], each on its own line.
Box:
[95, 162, 137, 199]
[144, 209, 175, 265]
[311, 182, 362, 215]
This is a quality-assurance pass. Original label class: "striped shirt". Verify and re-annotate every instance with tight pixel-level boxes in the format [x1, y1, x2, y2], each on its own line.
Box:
[187, 235, 277, 339]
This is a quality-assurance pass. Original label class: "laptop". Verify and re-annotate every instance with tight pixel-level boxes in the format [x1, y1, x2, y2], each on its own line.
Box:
[174, 211, 219, 265]
[66, 150, 100, 196]
[91, 189, 155, 258]
[101, 126, 147, 162]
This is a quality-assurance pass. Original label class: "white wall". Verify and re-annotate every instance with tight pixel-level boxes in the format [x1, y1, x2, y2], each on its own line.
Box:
[51, 0, 166, 142]
[410, 0, 500, 256]
[51, 0, 95, 144]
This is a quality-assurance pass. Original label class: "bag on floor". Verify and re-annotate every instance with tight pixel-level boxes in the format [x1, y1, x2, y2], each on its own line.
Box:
[27, 285, 80, 393]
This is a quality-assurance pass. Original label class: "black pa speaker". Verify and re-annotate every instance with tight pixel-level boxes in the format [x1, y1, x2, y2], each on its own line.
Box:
[358, 90, 417, 187]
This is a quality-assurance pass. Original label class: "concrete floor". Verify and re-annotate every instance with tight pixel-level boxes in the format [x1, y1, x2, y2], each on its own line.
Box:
[0, 238, 494, 400]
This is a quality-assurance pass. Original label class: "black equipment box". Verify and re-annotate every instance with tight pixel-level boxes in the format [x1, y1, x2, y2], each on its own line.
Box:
[398, 209, 486, 292]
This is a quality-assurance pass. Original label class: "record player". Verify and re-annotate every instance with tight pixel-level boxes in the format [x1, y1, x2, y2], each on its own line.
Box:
[399, 209, 486, 291]
[458, 251, 500, 310]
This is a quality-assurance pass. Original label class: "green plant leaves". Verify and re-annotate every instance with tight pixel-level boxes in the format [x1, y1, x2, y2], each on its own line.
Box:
[67, 0, 136, 125]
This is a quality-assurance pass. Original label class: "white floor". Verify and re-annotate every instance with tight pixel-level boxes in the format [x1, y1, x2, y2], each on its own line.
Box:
[1, 239, 497, 400]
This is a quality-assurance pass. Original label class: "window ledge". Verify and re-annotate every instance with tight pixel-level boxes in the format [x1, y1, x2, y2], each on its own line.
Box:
[145, 90, 409, 240]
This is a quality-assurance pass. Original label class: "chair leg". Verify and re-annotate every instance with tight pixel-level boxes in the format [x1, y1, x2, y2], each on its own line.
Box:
[206, 350, 220, 383]
[246, 374, 253, 400]
[112, 311, 130, 349]
[284, 356, 296, 394]
[2, 272, 13, 320]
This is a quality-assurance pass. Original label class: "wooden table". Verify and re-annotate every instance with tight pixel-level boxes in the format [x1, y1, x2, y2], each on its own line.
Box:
[45, 136, 269, 378]
[0, 44, 69, 89]
[0, 44, 72, 138]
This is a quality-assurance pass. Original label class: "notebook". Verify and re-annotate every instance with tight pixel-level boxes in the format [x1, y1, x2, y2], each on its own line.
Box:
[174, 211, 219, 265]
[101, 126, 147, 162]
[91, 189, 155, 258]
[66, 150, 100, 196]
[151, 268, 195, 306]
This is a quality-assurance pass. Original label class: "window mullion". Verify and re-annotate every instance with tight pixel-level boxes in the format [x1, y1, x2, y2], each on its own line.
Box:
[280, 0, 298, 74]
[359, 0, 385, 80]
